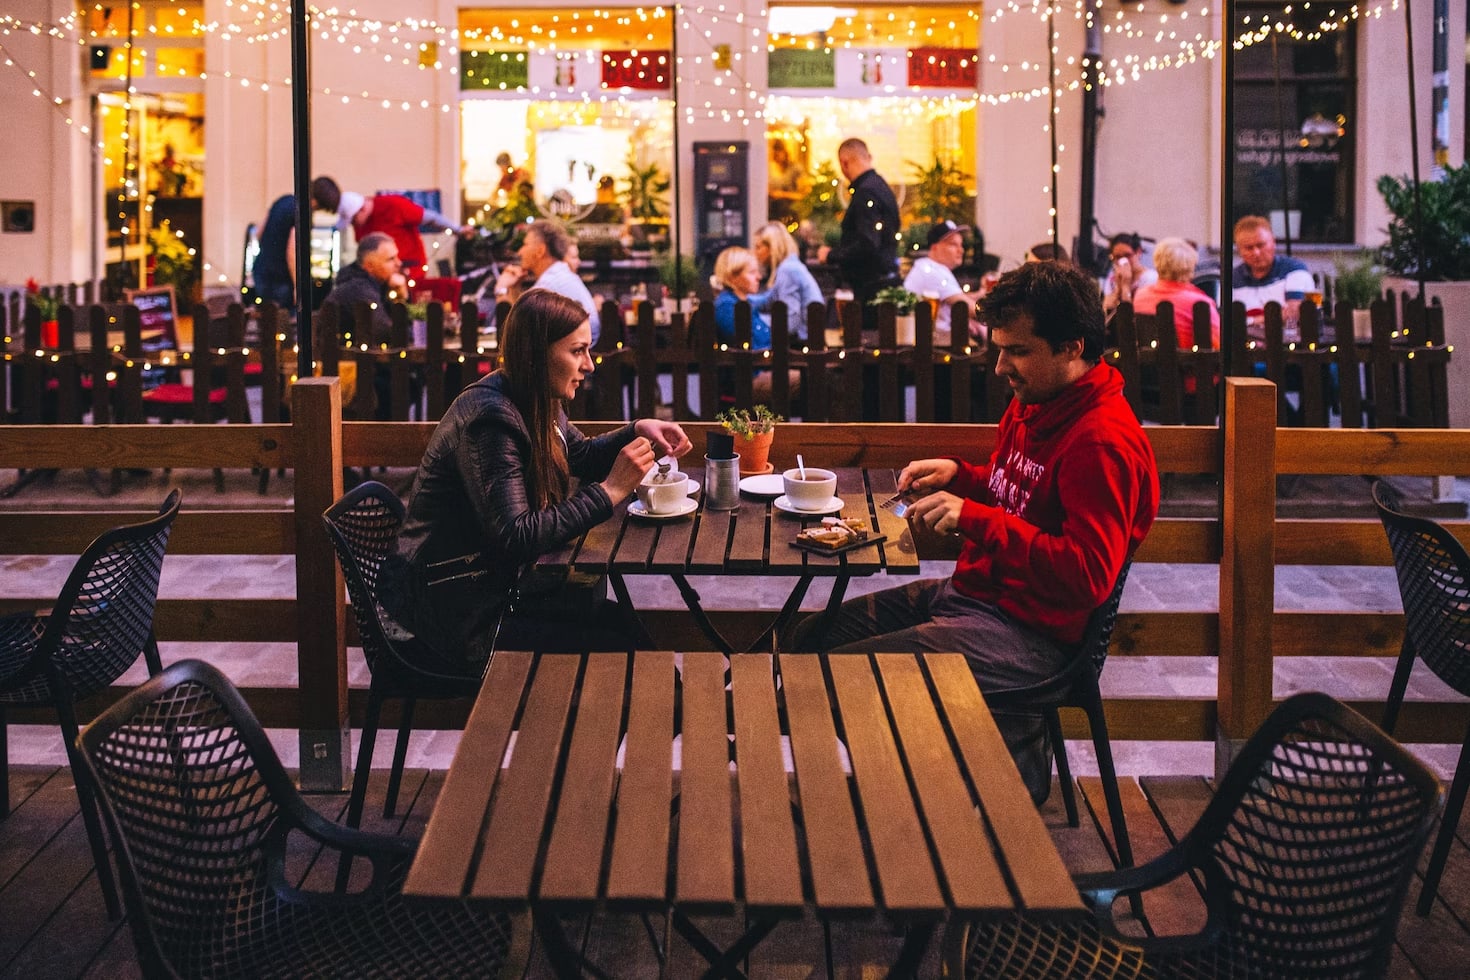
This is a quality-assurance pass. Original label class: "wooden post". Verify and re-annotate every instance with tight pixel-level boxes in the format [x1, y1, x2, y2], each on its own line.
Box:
[1216, 377, 1276, 776]
[292, 378, 348, 791]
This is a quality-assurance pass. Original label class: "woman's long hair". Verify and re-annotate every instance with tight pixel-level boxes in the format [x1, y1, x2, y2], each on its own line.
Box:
[499, 288, 588, 507]
[754, 222, 799, 290]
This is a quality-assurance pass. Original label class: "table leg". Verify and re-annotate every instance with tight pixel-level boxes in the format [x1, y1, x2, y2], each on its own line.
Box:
[886, 920, 936, 978]
[669, 908, 780, 980]
[533, 908, 617, 980]
[750, 573, 817, 654]
[670, 574, 736, 656]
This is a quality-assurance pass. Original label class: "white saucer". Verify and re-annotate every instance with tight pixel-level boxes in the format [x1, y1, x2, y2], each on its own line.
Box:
[739, 473, 786, 497]
[684, 478, 700, 496]
[629, 497, 699, 520]
[774, 494, 844, 516]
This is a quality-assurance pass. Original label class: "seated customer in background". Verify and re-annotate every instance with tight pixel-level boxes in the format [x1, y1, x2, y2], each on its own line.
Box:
[1101, 232, 1158, 317]
[322, 232, 405, 346]
[903, 219, 973, 344]
[751, 222, 823, 343]
[380, 288, 692, 666]
[1231, 214, 1313, 334]
[794, 261, 1160, 802]
[1132, 237, 1221, 349]
[713, 246, 801, 402]
[1024, 242, 1070, 264]
[494, 220, 601, 345]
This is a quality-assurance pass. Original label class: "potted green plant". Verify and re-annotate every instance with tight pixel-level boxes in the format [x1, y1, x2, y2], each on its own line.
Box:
[149, 220, 200, 305]
[869, 285, 921, 345]
[622, 154, 671, 251]
[1333, 253, 1383, 342]
[715, 405, 782, 475]
[1377, 162, 1470, 424]
[908, 156, 976, 225]
[657, 252, 700, 312]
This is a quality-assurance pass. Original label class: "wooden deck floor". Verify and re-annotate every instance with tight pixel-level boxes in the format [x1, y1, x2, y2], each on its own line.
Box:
[4, 763, 1470, 979]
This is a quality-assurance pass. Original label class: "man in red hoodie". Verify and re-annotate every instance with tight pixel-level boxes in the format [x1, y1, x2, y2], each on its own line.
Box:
[796, 260, 1159, 800]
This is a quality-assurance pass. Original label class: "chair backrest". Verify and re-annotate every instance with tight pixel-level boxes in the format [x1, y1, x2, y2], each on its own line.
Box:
[33, 489, 181, 701]
[322, 481, 405, 675]
[75, 658, 306, 978]
[1372, 479, 1470, 696]
[1189, 692, 1441, 978]
[1080, 559, 1132, 677]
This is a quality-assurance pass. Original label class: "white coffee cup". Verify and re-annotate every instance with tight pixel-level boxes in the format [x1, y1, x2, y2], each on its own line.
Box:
[782, 467, 837, 510]
[638, 468, 688, 515]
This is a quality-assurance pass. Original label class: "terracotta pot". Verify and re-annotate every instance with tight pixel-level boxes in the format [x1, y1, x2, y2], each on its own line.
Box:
[737, 428, 775, 474]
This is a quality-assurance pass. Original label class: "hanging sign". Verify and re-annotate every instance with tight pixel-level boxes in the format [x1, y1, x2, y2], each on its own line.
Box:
[460, 50, 530, 91]
[602, 50, 671, 90]
[906, 48, 978, 88]
[768, 48, 836, 88]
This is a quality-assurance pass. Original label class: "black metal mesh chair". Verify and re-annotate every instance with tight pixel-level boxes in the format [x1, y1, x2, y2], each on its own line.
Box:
[0, 488, 181, 919]
[986, 561, 1134, 868]
[1373, 478, 1470, 915]
[75, 658, 519, 979]
[947, 691, 1442, 980]
[322, 481, 481, 832]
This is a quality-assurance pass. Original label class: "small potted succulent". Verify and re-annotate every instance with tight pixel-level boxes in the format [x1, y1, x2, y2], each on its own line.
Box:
[1333, 253, 1384, 342]
[869, 285, 921, 345]
[715, 404, 782, 475]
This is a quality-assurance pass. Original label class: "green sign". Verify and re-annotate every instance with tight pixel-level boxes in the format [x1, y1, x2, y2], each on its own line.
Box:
[460, 50, 529, 91]
[768, 49, 835, 89]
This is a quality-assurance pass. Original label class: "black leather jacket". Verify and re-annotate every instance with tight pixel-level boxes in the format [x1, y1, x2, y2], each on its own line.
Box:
[380, 372, 635, 658]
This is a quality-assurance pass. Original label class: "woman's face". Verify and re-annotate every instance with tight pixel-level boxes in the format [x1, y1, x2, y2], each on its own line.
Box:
[547, 320, 594, 401]
[732, 263, 761, 298]
[754, 239, 771, 266]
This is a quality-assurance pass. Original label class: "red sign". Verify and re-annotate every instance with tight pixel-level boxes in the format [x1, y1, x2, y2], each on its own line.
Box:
[907, 48, 977, 88]
[602, 50, 671, 90]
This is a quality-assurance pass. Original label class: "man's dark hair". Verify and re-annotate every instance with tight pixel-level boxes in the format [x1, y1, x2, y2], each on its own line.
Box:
[1107, 231, 1141, 254]
[978, 261, 1106, 363]
[310, 176, 341, 214]
[526, 219, 572, 261]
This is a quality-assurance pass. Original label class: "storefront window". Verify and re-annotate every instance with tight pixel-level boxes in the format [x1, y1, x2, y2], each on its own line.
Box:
[1232, 4, 1357, 243]
[458, 7, 675, 243]
[765, 5, 979, 247]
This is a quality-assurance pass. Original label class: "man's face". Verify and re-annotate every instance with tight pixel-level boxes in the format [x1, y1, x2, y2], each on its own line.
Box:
[361, 242, 401, 283]
[519, 231, 549, 274]
[991, 312, 1085, 405]
[1234, 226, 1276, 279]
[838, 151, 865, 184]
[930, 231, 965, 270]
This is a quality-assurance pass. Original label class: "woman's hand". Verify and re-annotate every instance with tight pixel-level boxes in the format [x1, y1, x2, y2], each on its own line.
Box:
[898, 458, 958, 496]
[634, 419, 693, 460]
[601, 436, 656, 504]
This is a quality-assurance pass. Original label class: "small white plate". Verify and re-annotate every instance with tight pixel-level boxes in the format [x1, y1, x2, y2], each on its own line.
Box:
[684, 478, 700, 496]
[629, 498, 699, 520]
[774, 494, 844, 516]
[739, 473, 786, 497]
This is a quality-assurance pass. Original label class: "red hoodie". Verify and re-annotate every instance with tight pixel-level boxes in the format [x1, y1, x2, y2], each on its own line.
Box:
[947, 361, 1159, 646]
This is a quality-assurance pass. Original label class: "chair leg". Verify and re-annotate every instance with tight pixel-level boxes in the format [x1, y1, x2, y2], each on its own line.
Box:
[0, 704, 9, 817]
[1418, 723, 1470, 915]
[384, 697, 416, 819]
[1085, 701, 1134, 870]
[1048, 709, 1078, 827]
[345, 688, 383, 831]
[143, 631, 164, 676]
[56, 699, 122, 920]
[1381, 637, 1416, 735]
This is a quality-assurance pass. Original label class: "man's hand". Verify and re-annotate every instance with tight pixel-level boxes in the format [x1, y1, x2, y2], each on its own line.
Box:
[494, 265, 526, 297]
[905, 491, 965, 536]
[634, 419, 693, 460]
[898, 458, 959, 496]
[817, 245, 831, 263]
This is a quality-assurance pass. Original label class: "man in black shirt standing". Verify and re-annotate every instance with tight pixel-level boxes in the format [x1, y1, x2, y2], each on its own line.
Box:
[821, 138, 901, 307]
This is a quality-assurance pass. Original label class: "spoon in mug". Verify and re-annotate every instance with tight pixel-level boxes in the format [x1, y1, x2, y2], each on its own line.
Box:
[797, 455, 807, 480]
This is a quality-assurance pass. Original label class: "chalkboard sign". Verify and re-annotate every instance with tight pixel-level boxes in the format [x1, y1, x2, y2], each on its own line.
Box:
[125, 285, 179, 353]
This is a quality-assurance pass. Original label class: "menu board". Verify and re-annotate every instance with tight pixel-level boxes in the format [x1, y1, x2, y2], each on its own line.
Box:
[125, 285, 179, 353]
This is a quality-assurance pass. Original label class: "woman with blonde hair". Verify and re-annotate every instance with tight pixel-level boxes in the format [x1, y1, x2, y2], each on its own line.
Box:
[713, 246, 801, 401]
[1132, 237, 1220, 349]
[751, 222, 824, 341]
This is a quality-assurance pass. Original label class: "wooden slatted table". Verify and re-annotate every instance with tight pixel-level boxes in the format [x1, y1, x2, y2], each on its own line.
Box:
[538, 466, 922, 654]
[404, 650, 1083, 978]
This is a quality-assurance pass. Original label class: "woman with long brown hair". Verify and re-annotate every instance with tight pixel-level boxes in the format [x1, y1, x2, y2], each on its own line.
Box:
[381, 288, 691, 663]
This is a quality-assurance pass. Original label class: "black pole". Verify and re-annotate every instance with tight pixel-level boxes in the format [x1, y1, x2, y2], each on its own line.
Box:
[1047, 8, 1060, 250]
[1270, 32, 1293, 256]
[1221, 0, 1238, 378]
[1403, 0, 1427, 301]
[291, 0, 313, 376]
[1075, 11, 1102, 272]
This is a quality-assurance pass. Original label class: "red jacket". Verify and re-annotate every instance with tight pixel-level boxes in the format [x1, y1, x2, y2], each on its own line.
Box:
[948, 361, 1159, 645]
[354, 194, 427, 276]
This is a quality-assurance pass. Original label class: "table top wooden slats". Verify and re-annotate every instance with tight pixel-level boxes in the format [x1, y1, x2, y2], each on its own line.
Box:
[676, 652, 738, 911]
[537, 653, 628, 906]
[729, 654, 804, 912]
[648, 516, 696, 571]
[571, 503, 623, 574]
[765, 507, 812, 572]
[726, 496, 770, 570]
[403, 650, 530, 898]
[611, 512, 659, 572]
[865, 468, 922, 575]
[924, 653, 1083, 913]
[471, 654, 581, 902]
[874, 654, 1012, 911]
[824, 654, 945, 913]
[405, 650, 1083, 931]
[779, 654, 876, 913]
[605, 651, 676, 906]
[688, 508, 733, 572]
